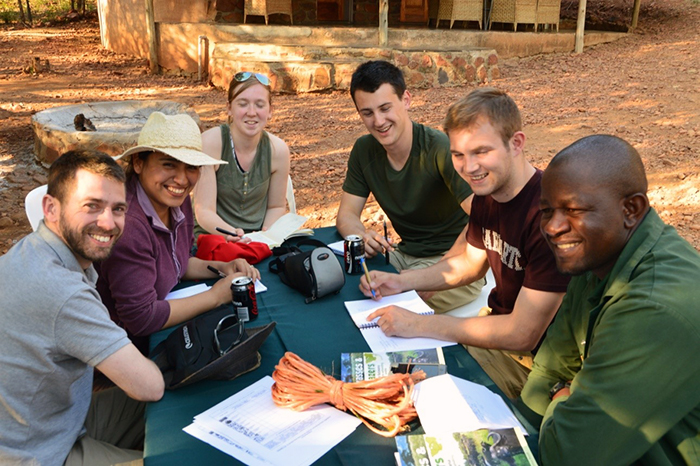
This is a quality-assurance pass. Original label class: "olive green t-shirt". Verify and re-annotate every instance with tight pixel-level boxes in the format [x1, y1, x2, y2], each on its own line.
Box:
[194, 125, 271, 237]
[342, 121, 471, 257]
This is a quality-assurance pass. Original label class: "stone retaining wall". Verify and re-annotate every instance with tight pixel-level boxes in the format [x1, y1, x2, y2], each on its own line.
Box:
[210, 44, 499, 93]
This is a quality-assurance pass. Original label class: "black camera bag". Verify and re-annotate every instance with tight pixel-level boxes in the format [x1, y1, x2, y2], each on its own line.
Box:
[268, 239, 345, 303]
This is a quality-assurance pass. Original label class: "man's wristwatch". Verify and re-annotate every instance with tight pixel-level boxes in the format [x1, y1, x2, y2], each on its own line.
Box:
[549, 380, 571, 400]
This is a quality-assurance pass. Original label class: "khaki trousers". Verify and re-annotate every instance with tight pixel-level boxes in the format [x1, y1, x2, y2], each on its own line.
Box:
[64, 387, 146, 466]
[466, 307, 533, 400]
[389, 249, 485, 314]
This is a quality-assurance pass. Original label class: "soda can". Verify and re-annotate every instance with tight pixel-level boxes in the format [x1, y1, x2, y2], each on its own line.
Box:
[344, 234, 365, 274]
[231, 276, 258, 322]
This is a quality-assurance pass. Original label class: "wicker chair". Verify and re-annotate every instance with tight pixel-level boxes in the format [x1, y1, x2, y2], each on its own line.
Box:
[536, 0, 560, 31]
[244, 0, 293, 24]
[436, 0, 484, 28]
[489, 0, 537, 31]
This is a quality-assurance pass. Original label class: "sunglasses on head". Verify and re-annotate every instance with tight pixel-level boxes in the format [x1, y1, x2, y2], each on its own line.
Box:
[234, 71, 271, 87]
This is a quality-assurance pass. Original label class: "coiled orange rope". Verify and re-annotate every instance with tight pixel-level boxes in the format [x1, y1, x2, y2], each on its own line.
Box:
[271, 352, 421, 437]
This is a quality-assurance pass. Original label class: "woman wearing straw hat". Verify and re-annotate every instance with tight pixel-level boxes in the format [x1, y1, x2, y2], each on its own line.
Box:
[96, 112, 260, 354]
[193, 71, 291, 241]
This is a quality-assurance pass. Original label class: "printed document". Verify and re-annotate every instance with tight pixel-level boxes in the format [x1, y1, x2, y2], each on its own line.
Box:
[184, 376, 361, 466]
[414, 374, 526, 436]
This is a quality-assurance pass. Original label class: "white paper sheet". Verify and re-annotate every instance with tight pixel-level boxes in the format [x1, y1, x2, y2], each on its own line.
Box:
[185, 376, 361, 466]
[254, 279, 267, 293]
[328, 240, 344, 256]
[344, 291, 456, 353]
[183, 423, 276, 466]
[164, 283, 210, 300]
[414, 374, 526, 436]
[358, 327, 456, 353]
[345, 290, 434, 329]
[165, 279, 267, 300]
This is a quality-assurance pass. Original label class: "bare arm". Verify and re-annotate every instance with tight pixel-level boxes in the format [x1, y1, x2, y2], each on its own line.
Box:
[363, 242, 489, 298]
[370, 286, 565, 351]
[336, 191, 393, 258]
[436, 194, 474, 262]
[162, 256, 260, 329]
[461, 193, 474, 216]
[193, 127, 246, 241]
[96, 343, 164, 401]
[262, 133, 290, 230]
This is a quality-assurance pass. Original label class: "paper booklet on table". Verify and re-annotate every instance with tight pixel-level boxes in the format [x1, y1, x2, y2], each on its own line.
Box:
[243, 212, 313, 248]
[344, 290, 457, 353]
[394, 427, 537, 466]
[340, 347, 447, 383]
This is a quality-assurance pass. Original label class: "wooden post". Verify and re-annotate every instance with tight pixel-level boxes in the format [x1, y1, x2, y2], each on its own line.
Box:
[379, 0, 389, 47]
[574, 0, 587, 54]
[145, 0, 159, 74]
[630, 0, 641, 31]
[96, 0, 108, 49]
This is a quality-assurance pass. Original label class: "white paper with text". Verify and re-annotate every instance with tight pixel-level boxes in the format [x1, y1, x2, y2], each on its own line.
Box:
[185, 376, 361, 466]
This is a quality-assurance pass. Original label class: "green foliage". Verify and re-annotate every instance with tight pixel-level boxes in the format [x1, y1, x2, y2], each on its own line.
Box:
[0, 0, 96, 25]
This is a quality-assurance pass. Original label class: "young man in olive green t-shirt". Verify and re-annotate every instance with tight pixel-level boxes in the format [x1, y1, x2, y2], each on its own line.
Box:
[336, 60, 483, 313]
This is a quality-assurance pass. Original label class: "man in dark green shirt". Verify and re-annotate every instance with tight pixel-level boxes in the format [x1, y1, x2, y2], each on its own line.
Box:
[520, 135, 700, 465]
[336, 60, 483, 313]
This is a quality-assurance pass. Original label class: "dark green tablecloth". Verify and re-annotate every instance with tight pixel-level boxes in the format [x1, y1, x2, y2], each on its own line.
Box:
[144, 227, 538, 465]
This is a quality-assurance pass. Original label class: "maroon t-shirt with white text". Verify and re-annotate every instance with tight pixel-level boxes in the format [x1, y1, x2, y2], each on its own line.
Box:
[466, 169, 570, 315]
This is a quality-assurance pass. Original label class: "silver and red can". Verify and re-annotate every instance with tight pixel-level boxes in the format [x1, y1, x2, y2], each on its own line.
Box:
[344, 234, 365, 274]
[231, 276, 258, 322]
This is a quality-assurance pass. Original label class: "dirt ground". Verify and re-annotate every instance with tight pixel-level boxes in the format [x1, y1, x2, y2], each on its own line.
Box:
[0, 0, 698, 255]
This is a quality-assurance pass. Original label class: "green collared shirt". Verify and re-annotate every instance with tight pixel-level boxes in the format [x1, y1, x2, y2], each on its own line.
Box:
[521, 209, 700, 465]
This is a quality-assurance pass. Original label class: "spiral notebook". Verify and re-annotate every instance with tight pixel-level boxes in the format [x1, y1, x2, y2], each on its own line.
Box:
[344, 290, 435, 329]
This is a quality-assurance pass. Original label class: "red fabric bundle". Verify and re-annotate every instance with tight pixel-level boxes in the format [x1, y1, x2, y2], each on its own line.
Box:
[195, 234, 272, 264]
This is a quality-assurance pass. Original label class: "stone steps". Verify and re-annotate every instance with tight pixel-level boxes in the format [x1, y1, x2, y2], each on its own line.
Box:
[209, 42, 500, 93]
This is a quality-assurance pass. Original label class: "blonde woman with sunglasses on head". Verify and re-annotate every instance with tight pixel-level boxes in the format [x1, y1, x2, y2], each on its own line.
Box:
[193, 72, 291, 242]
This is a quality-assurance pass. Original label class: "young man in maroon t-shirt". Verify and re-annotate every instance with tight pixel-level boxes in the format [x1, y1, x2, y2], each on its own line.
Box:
[361, 88, 570, 399]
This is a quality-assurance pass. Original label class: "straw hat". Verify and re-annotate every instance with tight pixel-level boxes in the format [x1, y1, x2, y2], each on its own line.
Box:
[116, 111, 225, 166]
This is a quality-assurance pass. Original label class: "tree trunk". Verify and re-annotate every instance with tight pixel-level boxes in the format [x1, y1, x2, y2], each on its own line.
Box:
[25, 0, 32, 24]
[17, 0, 26, 25]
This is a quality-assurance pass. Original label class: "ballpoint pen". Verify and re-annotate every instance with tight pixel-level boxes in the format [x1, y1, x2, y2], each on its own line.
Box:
[207, 265, 227, 279]
[215, 226, 239, 237]
[360, 257, 377, 299]
[383, 220, 390, 265]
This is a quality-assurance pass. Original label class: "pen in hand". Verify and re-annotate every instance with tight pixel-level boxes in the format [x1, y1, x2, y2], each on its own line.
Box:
[360, 257, 377, 299]
[383, 220, 390, 266]
[215, 226, 239, 237]
[207, 265, 227, 279]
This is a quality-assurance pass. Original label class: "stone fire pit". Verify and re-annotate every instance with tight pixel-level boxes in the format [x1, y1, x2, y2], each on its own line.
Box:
[31, 100, 200, 165]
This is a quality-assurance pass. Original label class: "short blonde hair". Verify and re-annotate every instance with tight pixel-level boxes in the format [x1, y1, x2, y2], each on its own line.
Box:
[443, 88, 522, 147]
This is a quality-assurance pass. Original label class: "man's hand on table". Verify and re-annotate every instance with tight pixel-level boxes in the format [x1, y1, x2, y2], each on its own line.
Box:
[366, 305, 425, 338]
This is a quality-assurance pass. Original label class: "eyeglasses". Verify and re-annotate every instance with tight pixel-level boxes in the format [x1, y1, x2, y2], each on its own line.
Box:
[234, 71, 271, 87]
[214, 314, 245, 356]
